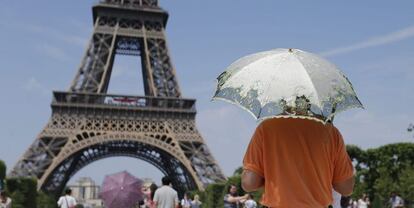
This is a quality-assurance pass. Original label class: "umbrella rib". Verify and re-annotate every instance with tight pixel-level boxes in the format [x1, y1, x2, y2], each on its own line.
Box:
[221, 51, 281, 86]
[257, 53, 288, 118]
[291, 53, 322, 108]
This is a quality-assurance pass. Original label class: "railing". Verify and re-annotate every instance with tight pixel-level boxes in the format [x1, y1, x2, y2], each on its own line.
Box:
[100, 0, 158, 8]
[52, 91, 196, 112]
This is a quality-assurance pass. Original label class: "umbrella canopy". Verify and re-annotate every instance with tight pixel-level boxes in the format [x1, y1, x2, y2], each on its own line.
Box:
[99, 171, 143, 208]
[213, 48, 363, 123]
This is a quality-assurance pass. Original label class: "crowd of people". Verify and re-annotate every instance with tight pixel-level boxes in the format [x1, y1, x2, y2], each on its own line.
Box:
[340, 192, 405, 208]
[139, 176, 203, 208]
[140, 177, 260, 208]
[2, 176, 407, 208]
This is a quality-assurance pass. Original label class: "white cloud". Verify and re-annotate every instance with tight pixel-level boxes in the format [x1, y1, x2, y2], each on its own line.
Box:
[320, 25, 414, 57]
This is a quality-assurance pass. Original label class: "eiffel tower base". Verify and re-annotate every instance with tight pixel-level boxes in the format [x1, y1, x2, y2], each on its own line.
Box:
[11, 92, 226, 197]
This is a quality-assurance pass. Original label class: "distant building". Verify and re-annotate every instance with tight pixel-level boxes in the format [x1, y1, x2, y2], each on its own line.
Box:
[68, 177, 103, 208]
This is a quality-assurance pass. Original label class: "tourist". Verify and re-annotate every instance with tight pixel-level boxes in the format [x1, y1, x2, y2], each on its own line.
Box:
[389, 192, 404, 208]
[357, 193, 369, 208]
[181, 192, 191, 208]
[242, 116, 355, 207]
[57, 188, 77, 208]
[153, 176, 179, 208]
[243, 193, 257, 208]
[224, 184, 248, 208]
[190, 194, 202, 208]
[0, 191, 11, 208]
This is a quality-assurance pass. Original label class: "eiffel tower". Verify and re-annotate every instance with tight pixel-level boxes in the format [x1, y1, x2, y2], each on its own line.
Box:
[10, 0, 226, 196]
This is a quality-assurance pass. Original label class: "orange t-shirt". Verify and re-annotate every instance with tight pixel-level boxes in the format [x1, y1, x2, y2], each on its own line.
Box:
[243, 118, 353, 208]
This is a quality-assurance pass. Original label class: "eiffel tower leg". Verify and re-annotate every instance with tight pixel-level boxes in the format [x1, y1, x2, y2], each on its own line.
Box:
[70, 17, 117, 93]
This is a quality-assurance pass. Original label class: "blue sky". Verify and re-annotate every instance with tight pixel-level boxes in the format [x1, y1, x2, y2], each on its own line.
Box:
[0, 1, 413, 186]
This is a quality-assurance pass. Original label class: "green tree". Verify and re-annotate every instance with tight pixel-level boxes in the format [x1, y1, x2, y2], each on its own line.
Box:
[203, 183, 226, 208]
[37, 191, 57, 208]
[347, 143, 414, 205]
[0, 160, 6, 190]
[10, 191, 26, 208]
[398, 166, 414, 207]
[6, 177, 38, 208]
[371, 194, 383, 208]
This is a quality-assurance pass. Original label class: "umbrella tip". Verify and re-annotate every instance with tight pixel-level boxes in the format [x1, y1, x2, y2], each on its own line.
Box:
[288, 48, 294, 53]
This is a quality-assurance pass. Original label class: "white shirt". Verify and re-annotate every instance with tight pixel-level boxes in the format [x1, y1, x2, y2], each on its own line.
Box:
[390, 196, 404, 208]
[0, 197, 12, 208]
[332, 190, 341, 208]
[57, 195, 77, 208]
[357, 199, 369, 208]
[181, 198, 191, 208]
[153, 185, 179, 208]
[244, 199, 257, 208]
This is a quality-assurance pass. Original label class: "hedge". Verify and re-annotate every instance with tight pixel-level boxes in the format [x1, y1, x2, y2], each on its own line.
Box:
[6, 177, 38, 208]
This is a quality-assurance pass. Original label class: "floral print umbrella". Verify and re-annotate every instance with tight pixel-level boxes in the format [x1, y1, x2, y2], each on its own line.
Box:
[213, 48, 363, 123]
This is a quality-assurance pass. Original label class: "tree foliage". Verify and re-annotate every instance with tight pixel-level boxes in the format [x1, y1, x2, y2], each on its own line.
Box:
[6, 177, 38, 208]
[37, 191, 57, 208]
[0, 160, 6, 190]
[203, 183, 226, 208]
[347, 143, 414, 206]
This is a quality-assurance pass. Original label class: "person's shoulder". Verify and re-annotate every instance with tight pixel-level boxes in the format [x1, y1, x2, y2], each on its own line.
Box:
[259, 117, 283, 128]
[165, 186, 177, 193]
[154, 187, 161, 194]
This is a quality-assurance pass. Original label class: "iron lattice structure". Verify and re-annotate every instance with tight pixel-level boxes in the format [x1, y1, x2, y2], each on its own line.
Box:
[10, 0, 226, 197]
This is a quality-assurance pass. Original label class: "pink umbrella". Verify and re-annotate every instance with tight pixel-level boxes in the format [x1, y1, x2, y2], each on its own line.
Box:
[99, 171, 144, 208]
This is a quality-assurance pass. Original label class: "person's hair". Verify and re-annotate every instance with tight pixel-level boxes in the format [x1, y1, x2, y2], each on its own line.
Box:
[0, 191, 6, 197]
[248, 193, 254, 199]
[340, 196, 351, 207]
[194, 194, 199, 201]
[161, 176, 172, 186]
[65, 188, 72, 195]
[150, 183, 158, 200]
[227, 184, 237, 193]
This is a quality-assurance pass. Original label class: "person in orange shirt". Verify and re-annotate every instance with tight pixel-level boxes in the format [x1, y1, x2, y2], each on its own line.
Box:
[241, 117, 355, 208]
